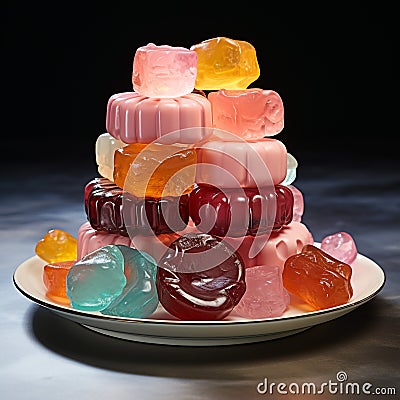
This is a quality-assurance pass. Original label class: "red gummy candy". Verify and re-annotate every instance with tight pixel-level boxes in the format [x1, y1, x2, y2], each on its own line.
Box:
[188, 183, 293, 237]
[282, 244, 353, 310]
[156, 233, 246, 320]
[84, 177, 189, 236]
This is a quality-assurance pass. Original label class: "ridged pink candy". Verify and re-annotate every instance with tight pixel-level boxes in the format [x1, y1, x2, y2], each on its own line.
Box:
[132, 43, 198, 98]
[184, 219, 313, 271]
[224, 221, 314, 272]
[106, 92, 212, 144]
[208, 89, 284, 138]
[78, 221, 182, 263]
[321, 231, 358, 264]
[232, 265, 290, 319]
[195, 138, 287, 187]
[77, 222, 132, 260]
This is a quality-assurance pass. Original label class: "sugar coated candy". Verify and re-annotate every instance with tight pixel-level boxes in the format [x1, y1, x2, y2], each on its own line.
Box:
[188, 183, 293, 237]
[101, 245, 159, 318]
[106, 92, 212, 145]
[195, 137, 287, 188]
[233, 265, 290, 319]
[66, 245, 127, 311]
[43, 260, 75, 305]
[156, 232, 246, 320]
[190, 37, 260, 90]
[132, 43, 197, 98]
[208, 89, 284, 138]
[35, 229, 78, 263]
[321, 231, 358, 265]
[84, 177, 189, 236]
[282, 244, 353, 310]
[113, 143, 197, 198]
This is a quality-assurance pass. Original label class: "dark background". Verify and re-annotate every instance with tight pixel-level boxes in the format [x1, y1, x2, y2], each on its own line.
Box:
[3, 3, 396, 169]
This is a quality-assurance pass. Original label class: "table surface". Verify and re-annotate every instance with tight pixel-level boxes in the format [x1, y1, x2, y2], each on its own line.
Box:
[1, 160, 399, 400]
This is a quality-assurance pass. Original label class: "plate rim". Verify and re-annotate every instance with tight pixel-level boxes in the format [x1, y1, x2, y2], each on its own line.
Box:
[13, 247, 386, 328]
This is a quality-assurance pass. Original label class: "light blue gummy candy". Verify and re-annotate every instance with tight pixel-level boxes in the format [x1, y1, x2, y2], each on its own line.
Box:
[101, 245, 159, 318]
[282, 153, 298, 186]
[66, 245, 126, 311]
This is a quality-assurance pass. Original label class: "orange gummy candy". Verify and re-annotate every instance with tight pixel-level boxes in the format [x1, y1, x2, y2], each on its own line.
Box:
[35, 229, 78, 263]
[113, 143, 197, 198]
[282, 244, 353, 310]
[43, 260, 76, 304]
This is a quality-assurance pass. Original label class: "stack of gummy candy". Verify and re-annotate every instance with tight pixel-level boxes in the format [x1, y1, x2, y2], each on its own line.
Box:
[35, 37, 358, 321]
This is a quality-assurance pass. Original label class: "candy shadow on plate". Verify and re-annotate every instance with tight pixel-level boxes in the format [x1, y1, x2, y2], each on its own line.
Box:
[26, 297, 391, 380]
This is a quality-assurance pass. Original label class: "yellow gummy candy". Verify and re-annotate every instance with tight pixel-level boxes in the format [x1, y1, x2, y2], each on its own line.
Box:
[190, 37, 260, 90]
[35, 229, 78, 263]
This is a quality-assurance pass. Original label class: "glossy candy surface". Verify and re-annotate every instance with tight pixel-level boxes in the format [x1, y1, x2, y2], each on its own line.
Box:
[77, 222, 132, 260]
[190, 37, 260, 90]
[66, 245, 127, 311]
[282, 244, 353, 310]
[224, 221, 314, 271]
[156, 233, 246, 320]
[282, 153, 298, 186]
[208, 89, 284, 138]
[195, 138, 287, 187]
[321, 231, 358, 264]
[84, 177, 189, 236]
[106, 92, 212, 145]
[113, 143, 197, 198]
[189, 184, 293, 237]
[101, 245, 159, 318]
[132, 43, 197, 98]
[287, 185, 304, 222]
[95, 132, 126, 181]
[35, 229, 78, 263]
[43, 260, 75, 304]
[233, 265, 290, 319]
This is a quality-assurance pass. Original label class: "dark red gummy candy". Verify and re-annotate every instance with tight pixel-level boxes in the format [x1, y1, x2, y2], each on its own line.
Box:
[188, 183, 293, 237]
[84, 177, 189, 236]
[156, 233, 246, 320]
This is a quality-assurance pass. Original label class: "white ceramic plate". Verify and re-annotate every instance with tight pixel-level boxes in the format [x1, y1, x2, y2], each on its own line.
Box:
[13, 245, 385, 346]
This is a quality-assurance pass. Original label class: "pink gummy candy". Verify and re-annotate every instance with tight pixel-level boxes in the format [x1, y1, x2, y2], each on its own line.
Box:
[321, 231, 358, 264]
[132, 43, 198, 98]
[233, 265, 290, 319]
[208, 88, 284, 139]
[287, 185, 304, 222]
